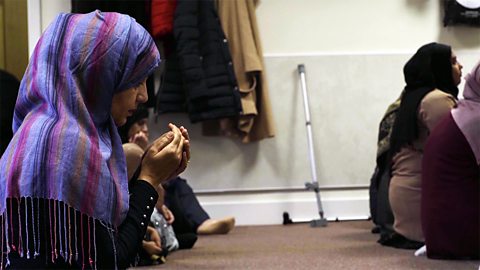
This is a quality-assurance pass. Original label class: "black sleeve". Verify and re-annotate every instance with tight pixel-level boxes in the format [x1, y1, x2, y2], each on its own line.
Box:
[95, 180, 158, 269]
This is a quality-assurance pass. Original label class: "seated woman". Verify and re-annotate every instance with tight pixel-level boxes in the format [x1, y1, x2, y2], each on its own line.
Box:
[381, 42, 463, 249]
[421, 60, 480, 260]
[118, 107, 235, 242]
[0, 11, 189, 269]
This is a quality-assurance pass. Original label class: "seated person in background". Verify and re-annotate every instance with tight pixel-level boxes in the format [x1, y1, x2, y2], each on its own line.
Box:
[164, 177, 235, 235]
[125, 142, 195, 254]
[123, 141, 170, 265]
[421, 60, 480, 260]
[369, 95, 401, 235]
[382, 42, 463, 249]
[118, 106, 235, 241]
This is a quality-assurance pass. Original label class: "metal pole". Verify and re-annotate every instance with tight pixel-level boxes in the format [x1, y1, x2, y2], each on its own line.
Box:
[297, 64, 328, 227]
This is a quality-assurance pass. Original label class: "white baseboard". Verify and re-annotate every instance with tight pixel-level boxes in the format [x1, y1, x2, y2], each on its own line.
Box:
[196, 189, 370, 226]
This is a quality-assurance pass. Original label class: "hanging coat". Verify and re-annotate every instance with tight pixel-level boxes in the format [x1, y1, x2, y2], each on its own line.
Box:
[202, 0, 275, 143]
[156, 0, 242, 123]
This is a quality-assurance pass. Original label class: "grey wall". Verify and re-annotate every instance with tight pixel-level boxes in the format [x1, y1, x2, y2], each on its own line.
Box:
[150, 52, 480, 191]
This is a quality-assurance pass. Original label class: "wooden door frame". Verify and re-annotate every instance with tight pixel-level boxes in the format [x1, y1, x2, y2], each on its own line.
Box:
[0, 0, 5, 69]
[3, 0, 28, 80]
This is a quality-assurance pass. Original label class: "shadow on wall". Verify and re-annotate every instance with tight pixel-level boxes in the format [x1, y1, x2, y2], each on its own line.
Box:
[405, 0, 430, 10]
[437, 26, 480, 48]
[436, 1, 480, 49]
[238, 140, 260, 174]
[261, 68, 303, 183]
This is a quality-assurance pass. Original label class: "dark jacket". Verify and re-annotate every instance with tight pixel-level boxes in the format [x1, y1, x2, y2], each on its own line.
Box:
[156, 0, 242, 123]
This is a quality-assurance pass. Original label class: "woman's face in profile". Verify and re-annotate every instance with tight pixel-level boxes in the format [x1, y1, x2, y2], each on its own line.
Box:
[111, 79, 148, 126]
[451, 51, 463, 86]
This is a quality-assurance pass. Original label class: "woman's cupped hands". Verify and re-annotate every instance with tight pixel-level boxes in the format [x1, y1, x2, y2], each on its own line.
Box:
[138, 123, 190, 187]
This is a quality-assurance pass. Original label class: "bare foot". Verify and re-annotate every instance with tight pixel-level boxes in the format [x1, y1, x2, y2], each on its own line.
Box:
[197, 216, 235, 235]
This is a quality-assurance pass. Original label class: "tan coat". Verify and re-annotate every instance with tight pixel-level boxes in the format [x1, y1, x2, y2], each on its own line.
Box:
[203, 0, 275, 143]
[389, 89, 456, 242]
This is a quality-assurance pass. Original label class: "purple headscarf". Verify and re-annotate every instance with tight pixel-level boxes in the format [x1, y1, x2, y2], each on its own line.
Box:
[0, 11, 160, 228]
[452, 60, 480, 165]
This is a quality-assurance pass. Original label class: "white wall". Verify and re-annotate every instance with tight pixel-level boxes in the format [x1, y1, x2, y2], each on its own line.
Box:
[257, 0, 480, 54]
[32, 0, 480, 225]
[37, 1, 480, 53]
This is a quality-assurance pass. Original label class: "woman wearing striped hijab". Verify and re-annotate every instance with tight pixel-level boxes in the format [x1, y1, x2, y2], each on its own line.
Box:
[0, 11, 189, 269]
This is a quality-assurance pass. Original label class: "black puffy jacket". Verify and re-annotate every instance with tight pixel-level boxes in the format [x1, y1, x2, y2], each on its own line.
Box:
[156, 0, 242, 123]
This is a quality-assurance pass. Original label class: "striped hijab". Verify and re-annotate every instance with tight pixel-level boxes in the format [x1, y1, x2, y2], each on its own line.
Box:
[0, 11, 160, 227]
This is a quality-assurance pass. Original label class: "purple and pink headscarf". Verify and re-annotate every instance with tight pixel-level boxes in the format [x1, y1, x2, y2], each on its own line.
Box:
[0, 11, 160, 227]
[452, 60, 480, 165]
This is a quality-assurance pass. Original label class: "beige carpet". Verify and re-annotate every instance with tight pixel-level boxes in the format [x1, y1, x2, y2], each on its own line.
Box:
[134, 220, 479, 270]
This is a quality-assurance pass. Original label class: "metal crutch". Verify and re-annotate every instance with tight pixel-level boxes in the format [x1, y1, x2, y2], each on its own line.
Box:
[297, 64, 328, 227]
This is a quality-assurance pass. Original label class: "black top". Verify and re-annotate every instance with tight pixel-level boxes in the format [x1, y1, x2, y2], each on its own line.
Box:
[5, 180, 158, 269]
